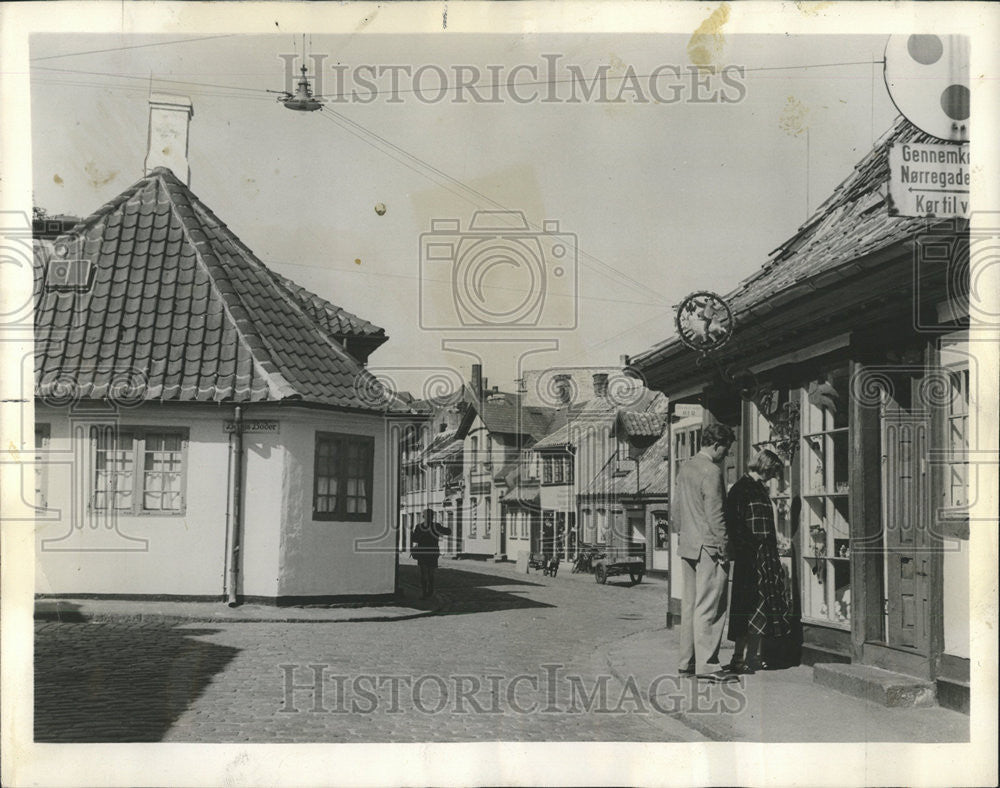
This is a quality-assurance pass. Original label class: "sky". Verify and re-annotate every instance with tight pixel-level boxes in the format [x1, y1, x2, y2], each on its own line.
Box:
[29, 29, 902, 396]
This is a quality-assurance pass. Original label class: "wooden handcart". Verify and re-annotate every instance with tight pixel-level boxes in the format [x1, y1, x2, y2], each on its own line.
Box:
[593, 544, 645, 585]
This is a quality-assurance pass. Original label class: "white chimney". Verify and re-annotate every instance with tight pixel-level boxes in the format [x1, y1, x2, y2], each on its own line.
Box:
[143, 93, 194, 184]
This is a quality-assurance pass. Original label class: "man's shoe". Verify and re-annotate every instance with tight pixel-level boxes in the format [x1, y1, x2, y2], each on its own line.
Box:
[677, 668, 695, 677]
[696, 669, 740, 683]
[724, 661, 755, 675]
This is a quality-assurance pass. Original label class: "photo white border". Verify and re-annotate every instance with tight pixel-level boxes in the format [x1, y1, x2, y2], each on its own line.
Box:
[2, 2, 997, 786]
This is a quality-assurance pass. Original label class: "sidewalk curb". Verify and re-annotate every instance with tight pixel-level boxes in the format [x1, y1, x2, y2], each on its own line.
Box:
[599, 626, 732, 742]
[34, 584, 446, 626]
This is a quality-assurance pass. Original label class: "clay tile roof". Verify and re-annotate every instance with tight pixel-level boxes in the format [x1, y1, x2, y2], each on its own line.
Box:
[616, 410, 666, 438]
[271, 271, 386, 340]
[34, 167, 395, 411]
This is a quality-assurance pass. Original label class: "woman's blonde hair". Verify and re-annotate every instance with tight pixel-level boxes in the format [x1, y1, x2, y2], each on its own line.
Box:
[748, 449, 783, 476]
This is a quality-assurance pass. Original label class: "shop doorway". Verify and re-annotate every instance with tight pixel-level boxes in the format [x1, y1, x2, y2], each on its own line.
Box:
[881, 407, 932, 656]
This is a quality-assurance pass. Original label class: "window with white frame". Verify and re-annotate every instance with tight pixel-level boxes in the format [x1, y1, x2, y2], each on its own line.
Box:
[799, 366, 851, 627]
[92, 427, 187, 514]
[313, 431, 374, 521]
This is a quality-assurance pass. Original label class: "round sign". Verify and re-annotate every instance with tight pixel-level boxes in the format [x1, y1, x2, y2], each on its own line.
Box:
[675, 291, 734, 353]
[884, 34, 970, 141]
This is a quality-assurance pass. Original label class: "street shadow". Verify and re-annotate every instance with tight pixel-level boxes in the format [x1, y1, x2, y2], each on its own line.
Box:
[34, 599, 84, 621]
[593, 579, 645, 589]
[398, 564, 555, 616]
[35, 623, 238, 742]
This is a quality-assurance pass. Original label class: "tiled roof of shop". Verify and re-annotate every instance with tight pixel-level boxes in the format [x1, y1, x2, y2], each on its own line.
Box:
[33, 167, 394, 410]
[632, 117, 947, 367]
[616, 411, 666, 438]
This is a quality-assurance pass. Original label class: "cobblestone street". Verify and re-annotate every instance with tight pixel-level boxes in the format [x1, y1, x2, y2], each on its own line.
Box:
[34, 559, 971, 744]
[35, 561, 707, 743]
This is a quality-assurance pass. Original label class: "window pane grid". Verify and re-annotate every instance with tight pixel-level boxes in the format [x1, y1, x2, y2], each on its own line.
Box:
[314, 433, 373, 520]
[93, 430, 184, 514]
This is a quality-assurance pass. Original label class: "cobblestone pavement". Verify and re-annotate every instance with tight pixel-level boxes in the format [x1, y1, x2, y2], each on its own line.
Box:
[35, 560, 707, 743]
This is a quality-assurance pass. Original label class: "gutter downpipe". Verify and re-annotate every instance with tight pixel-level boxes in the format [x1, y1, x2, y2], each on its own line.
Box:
[227, 404, 244, 607]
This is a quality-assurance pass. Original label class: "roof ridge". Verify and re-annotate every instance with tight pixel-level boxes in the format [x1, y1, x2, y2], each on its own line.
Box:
[67, 171, 156, 240]
[250, 253, 390, 406]
[154, 170, 299, 400]
[272, 271, 385, 338]
[165, 171, 393, 410]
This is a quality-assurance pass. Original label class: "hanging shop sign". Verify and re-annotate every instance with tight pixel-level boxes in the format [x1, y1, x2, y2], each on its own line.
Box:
[674, 291, 734, 353]
[888, 141, 970, 218]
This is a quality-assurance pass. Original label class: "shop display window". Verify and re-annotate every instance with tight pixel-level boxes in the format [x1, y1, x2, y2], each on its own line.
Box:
[800, 366, 851, 628]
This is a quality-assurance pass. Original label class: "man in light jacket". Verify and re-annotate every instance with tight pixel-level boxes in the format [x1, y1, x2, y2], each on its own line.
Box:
[674, 422, 737, 682]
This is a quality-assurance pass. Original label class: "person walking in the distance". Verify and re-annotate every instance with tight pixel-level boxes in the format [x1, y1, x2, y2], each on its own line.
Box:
[410, 508, 451, 599]
[674, 422, 737, 682]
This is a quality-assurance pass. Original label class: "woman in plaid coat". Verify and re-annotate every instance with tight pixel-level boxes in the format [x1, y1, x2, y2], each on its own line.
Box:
[725, 449, 792, 672]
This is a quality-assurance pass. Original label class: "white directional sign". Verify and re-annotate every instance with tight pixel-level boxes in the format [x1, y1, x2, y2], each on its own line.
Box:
[888, 142, 970, 218]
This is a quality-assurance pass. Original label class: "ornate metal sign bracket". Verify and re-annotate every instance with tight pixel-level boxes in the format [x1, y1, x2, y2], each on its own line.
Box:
[675, 291, 760, 400]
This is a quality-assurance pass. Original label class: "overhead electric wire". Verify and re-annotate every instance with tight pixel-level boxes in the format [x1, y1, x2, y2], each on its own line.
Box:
[31, 54, 882, 308]
[30, 58, 883, 103]
[33, 65, 275, 94]
[317, 105, 669, 305]
[29, 75, 275, 103]
[29, 34, 238, 63]
[262, 258, 669, 308]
